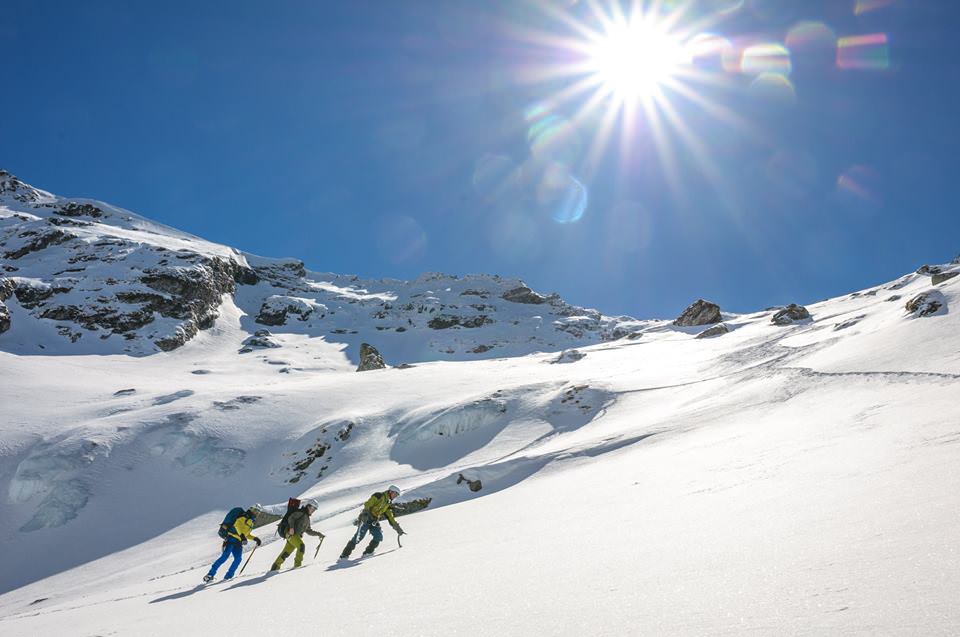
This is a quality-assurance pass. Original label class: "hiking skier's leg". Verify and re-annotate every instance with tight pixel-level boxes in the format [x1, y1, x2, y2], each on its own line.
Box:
[206, 543, 233, 579]
[292, 536, 306, 567]
[362, 523, 383, 555]
[223, 542, 244, 579]
[340, 521, 369, 559]
[271, 537, 298, 570]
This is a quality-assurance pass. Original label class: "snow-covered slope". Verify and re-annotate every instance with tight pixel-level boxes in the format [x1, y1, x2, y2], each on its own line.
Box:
[1, 171, 959, 635]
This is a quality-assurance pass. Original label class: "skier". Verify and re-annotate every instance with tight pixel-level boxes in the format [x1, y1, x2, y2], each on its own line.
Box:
[339, 485, 405, 559]
[270, 498, 325, 571]
[204, 506, 262, 582]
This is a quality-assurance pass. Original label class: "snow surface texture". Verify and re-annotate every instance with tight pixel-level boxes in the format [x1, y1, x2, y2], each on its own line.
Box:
[1, 172, 960, 635]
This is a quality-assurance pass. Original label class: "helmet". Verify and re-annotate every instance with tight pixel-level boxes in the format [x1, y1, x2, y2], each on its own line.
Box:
[303, 498, 319, 510]
[246, 503, 263, 518]
[386, 485, 401, 497]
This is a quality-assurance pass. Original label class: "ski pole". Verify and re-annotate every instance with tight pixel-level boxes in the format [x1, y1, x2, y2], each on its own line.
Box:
[314, 535, 325, 560]
[238, 544, 257, 576]
[397, 532, 404, 549]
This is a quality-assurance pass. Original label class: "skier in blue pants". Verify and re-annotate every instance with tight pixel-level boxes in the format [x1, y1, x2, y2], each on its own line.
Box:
[204, 507, 261, 582]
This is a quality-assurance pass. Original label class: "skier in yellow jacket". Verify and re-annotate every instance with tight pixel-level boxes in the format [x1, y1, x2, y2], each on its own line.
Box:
[204, 507, 261, 582]
[339, 485, 405, 559]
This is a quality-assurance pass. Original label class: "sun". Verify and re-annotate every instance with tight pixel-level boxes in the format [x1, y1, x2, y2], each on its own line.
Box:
[586, 18, 690, 101]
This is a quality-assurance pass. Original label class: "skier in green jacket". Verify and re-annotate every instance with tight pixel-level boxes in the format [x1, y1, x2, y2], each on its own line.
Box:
[270, 498, 325, 570]
[339, 485, 405, 559]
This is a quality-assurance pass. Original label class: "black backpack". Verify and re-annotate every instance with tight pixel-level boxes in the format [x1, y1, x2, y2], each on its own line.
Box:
[276, 497, 301, 538]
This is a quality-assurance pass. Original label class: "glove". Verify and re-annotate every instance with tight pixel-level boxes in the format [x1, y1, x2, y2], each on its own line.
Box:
[253, 537, 262, 547]
[241, 537, 248, 545]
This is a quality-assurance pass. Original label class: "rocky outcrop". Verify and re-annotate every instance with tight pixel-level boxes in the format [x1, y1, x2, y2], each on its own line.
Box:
[502, 286, 547, 304]
[239, 330, 281, 353]
[905, 292, 945, 317]
[916, 264, 941, 276]
[0, 170, 43, 203]
[428, 314, 494, 329]
[390, 497, 433, 517]
[932, 271, 958, 286]
[357, 342, 386, 371]
[674, 299, 721, 327]
[4, 229, 74, 260]
[0, 302, 9, 333]
[56, 202, 103, 219]
[771, 304, 811, 326]
[696, 323, 729, 339]
[457, 473, 483, 492]
[255, 295, 325, 326]
[551, 349, 586, 364]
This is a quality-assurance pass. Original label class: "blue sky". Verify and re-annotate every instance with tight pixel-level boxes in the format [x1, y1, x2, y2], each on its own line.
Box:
[3, 0, 958, 319]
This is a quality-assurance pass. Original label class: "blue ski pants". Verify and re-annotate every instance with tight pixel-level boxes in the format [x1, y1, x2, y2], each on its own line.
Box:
[207, 539, 243, 579]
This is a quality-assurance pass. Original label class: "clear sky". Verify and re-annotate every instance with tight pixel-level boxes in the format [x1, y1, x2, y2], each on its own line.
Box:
[3, 0, 958, 319]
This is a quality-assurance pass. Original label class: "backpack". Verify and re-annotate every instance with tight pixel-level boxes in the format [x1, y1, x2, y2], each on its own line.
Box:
[276, 497, 301, 538]
[218, 507, 246, 540]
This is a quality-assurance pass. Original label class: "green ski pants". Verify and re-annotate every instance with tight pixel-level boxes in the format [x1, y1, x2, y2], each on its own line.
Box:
[272, 535, 305, 569]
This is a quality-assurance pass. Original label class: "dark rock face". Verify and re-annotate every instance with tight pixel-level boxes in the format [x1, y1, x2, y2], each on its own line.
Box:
[502, 286, 547, 304]
[0, 302, 10, 333]
[56, 202, 103, 218]
[255, 296, 320, 326]
[390, 497, 432, 517]
[457, 473, 483, 492]
[771, 304, 811, 326]
[428, 314, 494, 329]
[953, 255, 960, 265]
[905, 293, 944, 317]
[357, 342, 386, 371]
[916, 265, 942, 275]
[696, 323, 729, 339]
[4, 229, 74, 260]
[674, 299, 721, 327]
[932, 271, 958, 286]
[0, 278, 14, 301]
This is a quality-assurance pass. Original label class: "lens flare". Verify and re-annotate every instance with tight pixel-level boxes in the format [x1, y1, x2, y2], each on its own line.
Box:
[537, 162, 588, 224]
[741, 43, 792, 75]
[785, 21, 837, 52]
[837, 34, 890, 70]
[748, 72, 796, 104]
[854, 0, 896, 15]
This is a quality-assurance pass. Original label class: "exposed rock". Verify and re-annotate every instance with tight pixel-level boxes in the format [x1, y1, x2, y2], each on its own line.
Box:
[932, 271, 958, 286]
[916, 264, 942, 275]
[0, 278, 14, 301]
[357, 342, 386, 371]
[255, 296, 324, 326]
[905, 292, 945, 317]
[0, 302, 9, 334]
[457, 473, 483, 492]
[551, 349, 586, 363]
[470, 344, 493, 354]
[502, 286, 547, 304]
[56, 202, 103, 218]
[953, 255, 960, 265]
[4, 229, 74, 259]
[0, 170, 43, 202]
[390, 497, 432, 517]
[696, 323, 729, 339]
[13, 282, 55, 308]
[674, 299, 721, 327]
[625, 331, 644, 340]
[428, 314, 493, 329]
[240, 330, 281, 352]
[771, 304, 811, 326]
